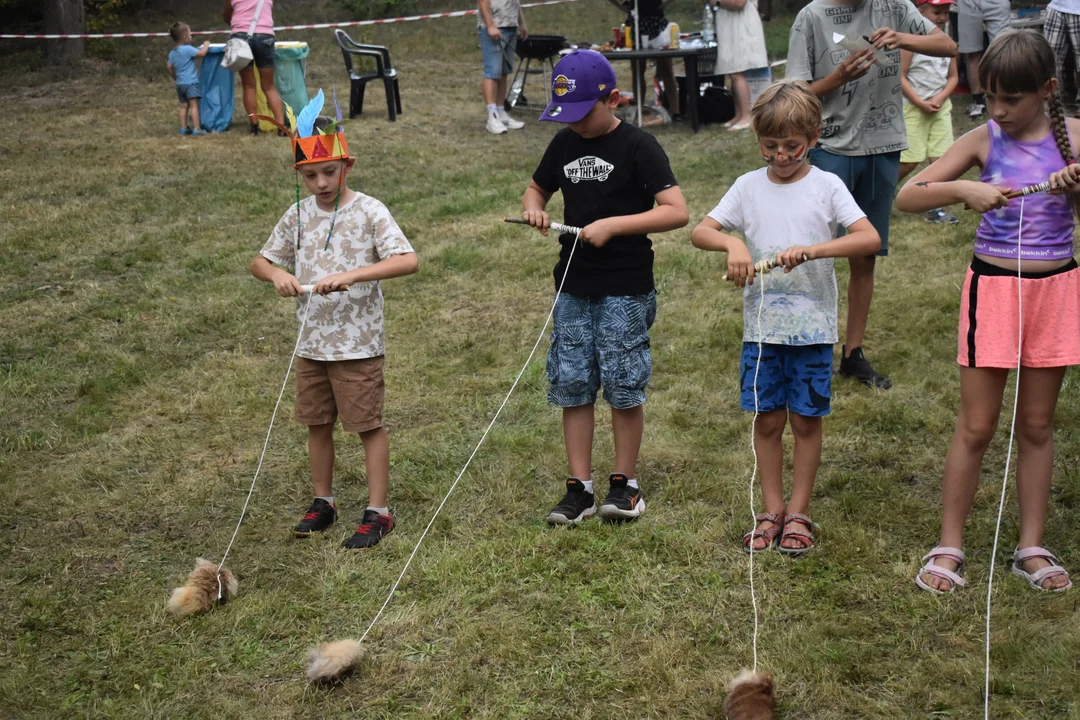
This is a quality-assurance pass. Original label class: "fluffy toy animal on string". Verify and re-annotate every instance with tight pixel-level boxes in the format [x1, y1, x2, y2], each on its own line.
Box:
[303, 217, 583, 682]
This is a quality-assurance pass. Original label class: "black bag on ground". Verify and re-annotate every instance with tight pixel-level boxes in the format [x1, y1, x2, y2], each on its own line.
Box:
[699, 86, 736, 125]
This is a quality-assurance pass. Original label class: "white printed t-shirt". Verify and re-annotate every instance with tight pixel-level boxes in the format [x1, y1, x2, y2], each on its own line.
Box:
[260, 192, 414, 361]
[707, 167, 866, 345]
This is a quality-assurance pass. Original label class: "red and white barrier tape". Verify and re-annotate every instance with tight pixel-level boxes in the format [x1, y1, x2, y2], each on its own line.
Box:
[0, 0, 578, 39]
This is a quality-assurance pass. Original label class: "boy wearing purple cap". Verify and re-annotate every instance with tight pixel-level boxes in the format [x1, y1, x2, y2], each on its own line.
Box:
[520, 50, 689, 526]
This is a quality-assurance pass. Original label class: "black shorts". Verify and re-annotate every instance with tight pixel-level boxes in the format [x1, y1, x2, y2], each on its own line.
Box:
[229, 32, 275, 69]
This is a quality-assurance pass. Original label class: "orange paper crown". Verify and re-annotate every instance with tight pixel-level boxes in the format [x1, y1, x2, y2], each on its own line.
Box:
[251, 87, 353, 167]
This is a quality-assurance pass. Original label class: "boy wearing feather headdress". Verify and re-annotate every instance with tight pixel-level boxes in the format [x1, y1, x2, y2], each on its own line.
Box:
[250, 90, 418, 549]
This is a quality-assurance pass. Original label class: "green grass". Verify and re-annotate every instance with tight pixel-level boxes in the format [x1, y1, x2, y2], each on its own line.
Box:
[2, 4, 1080, 719]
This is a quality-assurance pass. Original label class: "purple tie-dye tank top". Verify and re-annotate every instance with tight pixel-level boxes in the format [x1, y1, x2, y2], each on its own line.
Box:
[975, 120, 1074, 261]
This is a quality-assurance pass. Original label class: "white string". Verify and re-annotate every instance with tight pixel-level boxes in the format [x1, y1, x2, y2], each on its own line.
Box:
[747, 269, 767, 674]
[355, 232, 581, 646]
[216, 293, 315, 598]
[984, 196, 1024, 718]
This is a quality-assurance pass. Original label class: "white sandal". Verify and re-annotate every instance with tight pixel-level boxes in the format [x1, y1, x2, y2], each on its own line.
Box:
[1011, 546, 1073, 592]
[914, 546, 966, 594]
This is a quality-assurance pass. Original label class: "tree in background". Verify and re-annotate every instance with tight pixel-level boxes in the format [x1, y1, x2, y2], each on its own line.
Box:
[44, 0, 86, 60]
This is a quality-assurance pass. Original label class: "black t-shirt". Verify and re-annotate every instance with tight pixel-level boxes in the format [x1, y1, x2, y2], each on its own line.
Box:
[532, 122, 678, 297]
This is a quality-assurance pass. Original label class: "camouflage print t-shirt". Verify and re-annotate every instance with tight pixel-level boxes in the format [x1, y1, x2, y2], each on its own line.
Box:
[786, 0, 935, 157]
[260, 192, 414, 361]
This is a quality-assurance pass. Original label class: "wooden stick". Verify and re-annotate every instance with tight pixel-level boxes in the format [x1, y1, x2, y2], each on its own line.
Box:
[1004, 181, 1052, 200]
[503, 216, 584, 236]
[722, 255, 808, 282]
[916, 180, 1052, 200]
[299, 284, 349, 294]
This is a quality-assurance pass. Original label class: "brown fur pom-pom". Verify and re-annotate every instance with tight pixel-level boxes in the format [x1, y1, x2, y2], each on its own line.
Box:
[167, 558, 238, 617]
[724, 670, 775, 720]
[306, 639, 364, 683]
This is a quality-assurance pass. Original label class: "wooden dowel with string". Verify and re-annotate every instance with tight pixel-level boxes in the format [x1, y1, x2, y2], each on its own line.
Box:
[722, 255, 808, 282]
[503, 216, 584, 236]
[914, 180, 1053, 199]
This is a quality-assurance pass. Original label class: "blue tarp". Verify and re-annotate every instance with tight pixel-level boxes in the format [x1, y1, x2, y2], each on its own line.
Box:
[198, 46, 233, 133]
[196, 43, 309, 133]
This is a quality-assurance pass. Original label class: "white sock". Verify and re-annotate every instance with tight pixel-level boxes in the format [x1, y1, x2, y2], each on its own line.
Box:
[315, 496, 335, 507]
[367, 506, 389, 515]
[626, 478, 639, 489]
[487, 103, 499, 116]
[572, 477, 594, 494]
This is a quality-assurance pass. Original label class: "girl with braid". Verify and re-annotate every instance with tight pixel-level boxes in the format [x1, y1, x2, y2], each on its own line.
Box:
[897, 29, 1080, 594]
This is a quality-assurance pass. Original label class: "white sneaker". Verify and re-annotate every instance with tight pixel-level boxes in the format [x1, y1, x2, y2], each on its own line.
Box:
[968, 102, 986, 119]
[497, 108, 524, 130]
[486, 113, 508, 135]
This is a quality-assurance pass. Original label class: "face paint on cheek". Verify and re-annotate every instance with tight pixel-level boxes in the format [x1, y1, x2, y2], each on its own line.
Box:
[761, 144, 808, 165]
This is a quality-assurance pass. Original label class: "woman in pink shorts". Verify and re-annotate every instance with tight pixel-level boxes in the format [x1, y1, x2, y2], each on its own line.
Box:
[897, 30, 1080, 594]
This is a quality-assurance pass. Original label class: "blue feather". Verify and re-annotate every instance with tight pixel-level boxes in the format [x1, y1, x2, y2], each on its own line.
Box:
[295, 88, 324, 138]
[333, 85, 343, 124]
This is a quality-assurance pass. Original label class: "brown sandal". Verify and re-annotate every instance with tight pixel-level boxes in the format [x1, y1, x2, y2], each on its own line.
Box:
[742, 512, 784, 554]
[778, 512, 816, 556]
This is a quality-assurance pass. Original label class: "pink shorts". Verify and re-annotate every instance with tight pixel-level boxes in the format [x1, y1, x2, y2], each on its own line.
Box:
[958, 257, 1080, 368]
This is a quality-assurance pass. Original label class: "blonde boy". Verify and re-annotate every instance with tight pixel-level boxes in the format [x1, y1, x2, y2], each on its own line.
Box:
[691, 81, 880, 554]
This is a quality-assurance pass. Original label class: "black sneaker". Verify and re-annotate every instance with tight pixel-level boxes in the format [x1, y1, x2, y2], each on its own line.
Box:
[598, 474, 646, 522]
[294, 498, 337, 537]
[925, 208, 960, 225]
[968, 101, 986, 119]
[838, 345, 892, 390]
[546, 478, 596, 526]
[249, 122, 260, 136]
[343, 509, 395, 549]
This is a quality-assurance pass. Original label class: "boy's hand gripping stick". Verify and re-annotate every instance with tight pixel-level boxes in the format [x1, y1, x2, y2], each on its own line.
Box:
[722, 255, 808, 281]
[503, 216, 584, 236]
[298, 284, 350, 294]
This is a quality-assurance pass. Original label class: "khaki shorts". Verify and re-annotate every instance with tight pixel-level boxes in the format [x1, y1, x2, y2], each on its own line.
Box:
[295, 356, 384, 432]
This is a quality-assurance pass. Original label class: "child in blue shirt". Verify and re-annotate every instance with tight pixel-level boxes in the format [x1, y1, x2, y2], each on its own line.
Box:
[167, 22, 210, 136]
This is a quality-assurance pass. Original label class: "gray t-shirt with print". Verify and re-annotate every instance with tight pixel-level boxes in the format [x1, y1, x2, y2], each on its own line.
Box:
[786, 0, 935, 157]
[478, 0, 520, 29]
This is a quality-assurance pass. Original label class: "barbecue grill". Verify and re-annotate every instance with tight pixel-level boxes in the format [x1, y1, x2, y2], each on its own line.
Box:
[504, 34, 568, 111]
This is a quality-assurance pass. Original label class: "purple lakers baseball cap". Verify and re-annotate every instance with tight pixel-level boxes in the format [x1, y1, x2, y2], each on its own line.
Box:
[540, 50, 618, 123]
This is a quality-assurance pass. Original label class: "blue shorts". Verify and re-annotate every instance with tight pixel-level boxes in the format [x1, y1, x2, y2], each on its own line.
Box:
[176, 82, 202, 103]
[479, 27, 517, 79]
[229, 32, 276, 69]
[740, 343, 833, 417]
[809, 148, 900, 256]
[547, 292, 656, 410]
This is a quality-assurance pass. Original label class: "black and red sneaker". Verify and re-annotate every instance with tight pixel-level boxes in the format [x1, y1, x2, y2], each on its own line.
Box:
[598, 474, 646, 522]
[293, 498, 337, 537]
[343, 509, 395, 549]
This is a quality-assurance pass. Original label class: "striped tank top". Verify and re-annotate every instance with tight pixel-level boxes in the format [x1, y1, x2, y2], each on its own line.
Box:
[975, 120, 1075, 262]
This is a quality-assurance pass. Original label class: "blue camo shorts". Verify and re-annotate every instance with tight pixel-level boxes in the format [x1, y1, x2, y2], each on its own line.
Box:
[740, 343, 833, 417]
[809, 147, 899, 256]
[547, 292, 657, 410]
[176, 82, 202, 103]
[479, 27, 517, 79]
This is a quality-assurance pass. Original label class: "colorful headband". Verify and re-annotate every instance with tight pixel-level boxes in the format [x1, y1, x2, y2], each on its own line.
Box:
[251, 87, 352, 166]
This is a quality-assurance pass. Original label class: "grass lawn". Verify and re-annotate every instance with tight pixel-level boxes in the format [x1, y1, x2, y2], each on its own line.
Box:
[1, 3, 1079, 718]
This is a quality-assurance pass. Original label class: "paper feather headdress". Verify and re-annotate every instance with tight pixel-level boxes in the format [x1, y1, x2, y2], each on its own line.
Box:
[251, 87, 352, 166]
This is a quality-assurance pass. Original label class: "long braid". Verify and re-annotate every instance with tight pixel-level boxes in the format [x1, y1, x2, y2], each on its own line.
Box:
[1048, 91, 1080, 219]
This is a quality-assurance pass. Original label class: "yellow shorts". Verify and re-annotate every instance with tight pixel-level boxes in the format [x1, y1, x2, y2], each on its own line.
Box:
[901, 99, 954, 164]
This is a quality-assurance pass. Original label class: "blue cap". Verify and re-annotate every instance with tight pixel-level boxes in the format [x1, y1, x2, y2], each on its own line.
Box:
[540, 50, 618, 123]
